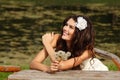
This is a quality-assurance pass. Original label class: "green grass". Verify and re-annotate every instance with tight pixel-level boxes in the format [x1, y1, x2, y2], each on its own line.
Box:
[0, 72, 12, 80]
[107, 64, 118, 71]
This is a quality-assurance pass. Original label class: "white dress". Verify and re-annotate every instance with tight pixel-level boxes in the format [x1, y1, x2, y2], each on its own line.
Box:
[80, 58, 109, 71]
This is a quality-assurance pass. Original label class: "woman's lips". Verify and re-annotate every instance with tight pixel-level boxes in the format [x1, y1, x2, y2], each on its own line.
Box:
[63, 32, 69, 36]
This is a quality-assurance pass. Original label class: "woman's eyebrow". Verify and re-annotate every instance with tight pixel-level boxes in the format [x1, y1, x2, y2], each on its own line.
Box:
[67, 22, 75, 27]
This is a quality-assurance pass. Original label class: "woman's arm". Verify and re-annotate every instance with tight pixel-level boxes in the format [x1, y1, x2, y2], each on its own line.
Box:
[30, 33, 60, 72]
[30, 48, 50, 72]
[58, 50, 91, 70]
[42, 33, 60, 62]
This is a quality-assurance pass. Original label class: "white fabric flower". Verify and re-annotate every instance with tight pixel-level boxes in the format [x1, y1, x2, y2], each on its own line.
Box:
[75, 17, 87, 31]
[55, 50, 71, 61]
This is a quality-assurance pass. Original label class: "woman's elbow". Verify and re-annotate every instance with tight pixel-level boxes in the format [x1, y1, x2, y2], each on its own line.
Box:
[30, 61, 36, 69]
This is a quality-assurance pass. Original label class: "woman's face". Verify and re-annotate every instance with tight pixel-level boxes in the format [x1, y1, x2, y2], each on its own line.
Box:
[62, 18, 76, 41]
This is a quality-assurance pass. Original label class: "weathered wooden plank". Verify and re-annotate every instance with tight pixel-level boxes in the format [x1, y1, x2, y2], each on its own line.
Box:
[8, 70, 120, 80]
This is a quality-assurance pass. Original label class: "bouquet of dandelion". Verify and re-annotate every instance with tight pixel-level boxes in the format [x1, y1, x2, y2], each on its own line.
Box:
[55, 50, 71, 61]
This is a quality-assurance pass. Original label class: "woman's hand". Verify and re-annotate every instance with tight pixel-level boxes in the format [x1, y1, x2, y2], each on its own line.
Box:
[49, 60, 60, 73]
[42, 32, 54, 45]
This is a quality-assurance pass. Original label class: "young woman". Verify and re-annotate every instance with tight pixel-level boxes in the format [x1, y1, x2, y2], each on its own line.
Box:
[30, 15, 108, 73]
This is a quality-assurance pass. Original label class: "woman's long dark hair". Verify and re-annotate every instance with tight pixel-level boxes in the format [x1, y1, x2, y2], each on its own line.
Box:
[56, 15, 95, 70]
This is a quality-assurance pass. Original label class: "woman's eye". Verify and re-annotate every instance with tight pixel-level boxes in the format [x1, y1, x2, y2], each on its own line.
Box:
[69, 25, 74, 29]
[65, 23, 68, 26]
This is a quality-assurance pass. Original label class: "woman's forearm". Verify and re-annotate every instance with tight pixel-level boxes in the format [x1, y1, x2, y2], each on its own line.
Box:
[30, 61, 51, 72]
[43, 42, 56, 62]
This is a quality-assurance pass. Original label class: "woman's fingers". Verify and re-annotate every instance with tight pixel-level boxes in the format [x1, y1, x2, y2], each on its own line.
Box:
[42, 32, 54, 44]
[50, 66, 58, 72]
[51, 32, 54, 38]
[50, 60, 60, 72]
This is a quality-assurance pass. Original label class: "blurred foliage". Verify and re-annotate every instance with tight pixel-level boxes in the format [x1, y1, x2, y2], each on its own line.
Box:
[0, 0, 119, 55]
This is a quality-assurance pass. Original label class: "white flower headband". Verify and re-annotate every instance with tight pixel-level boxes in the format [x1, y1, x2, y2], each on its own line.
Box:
[75, 17, 87, 31]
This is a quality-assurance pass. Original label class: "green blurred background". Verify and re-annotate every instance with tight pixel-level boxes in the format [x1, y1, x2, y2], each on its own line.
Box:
[0, 0, 120, 79]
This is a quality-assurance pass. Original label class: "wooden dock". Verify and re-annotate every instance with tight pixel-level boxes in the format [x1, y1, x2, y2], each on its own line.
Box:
[8, 70, 120, 80]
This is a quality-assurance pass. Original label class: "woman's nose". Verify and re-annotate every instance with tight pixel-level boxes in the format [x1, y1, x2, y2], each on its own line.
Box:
[63, 25, 69, 31]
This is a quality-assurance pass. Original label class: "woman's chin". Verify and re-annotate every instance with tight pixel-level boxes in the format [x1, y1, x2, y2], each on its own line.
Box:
[62, 36, 69, 41]
[62, 36, 66, 40]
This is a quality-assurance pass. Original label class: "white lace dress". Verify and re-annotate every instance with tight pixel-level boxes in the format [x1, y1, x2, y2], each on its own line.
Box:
[80, 58, 109, 71]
